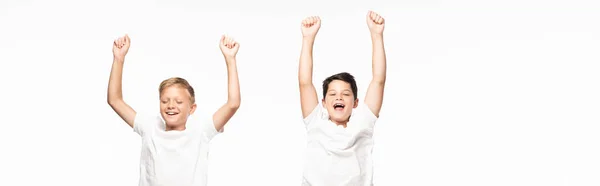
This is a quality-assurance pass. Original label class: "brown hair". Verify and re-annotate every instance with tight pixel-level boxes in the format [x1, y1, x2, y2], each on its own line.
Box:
[322, 72, 358, 100]
[159, 77, 195, 103]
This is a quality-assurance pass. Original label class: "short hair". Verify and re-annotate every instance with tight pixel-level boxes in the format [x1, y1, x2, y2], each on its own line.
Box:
[159, 77, 195, 103]
[322, 72, 358, 99]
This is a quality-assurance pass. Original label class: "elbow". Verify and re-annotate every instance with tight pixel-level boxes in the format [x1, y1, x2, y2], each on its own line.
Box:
[107, 98, 117, 107]
[372, 77, 386, 85]
[107, 95, 115, 106]
[227, 99, 241, 110]
[107, 99, 117, 108]
[298, 73, 312, 86]
[107, 95, 122, 107]
[299, 79, 312, 87]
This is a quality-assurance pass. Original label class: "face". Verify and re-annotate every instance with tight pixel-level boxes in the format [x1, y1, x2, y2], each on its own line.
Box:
[322, 80, 358, 125]
[159, 85, 196, 130]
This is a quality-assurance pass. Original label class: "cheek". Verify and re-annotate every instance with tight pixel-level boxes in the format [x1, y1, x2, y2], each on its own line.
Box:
[179, 104, 192, 112]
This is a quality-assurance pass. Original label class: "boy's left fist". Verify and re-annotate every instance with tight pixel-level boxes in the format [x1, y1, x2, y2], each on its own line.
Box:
[219, 35, 239, 58]
[367, 11, 385, 34]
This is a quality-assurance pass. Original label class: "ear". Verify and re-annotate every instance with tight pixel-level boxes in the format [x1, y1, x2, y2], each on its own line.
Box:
[189, 103, 197, 115]
[353, 98, 359, 108]
[322, 98, 326, 108]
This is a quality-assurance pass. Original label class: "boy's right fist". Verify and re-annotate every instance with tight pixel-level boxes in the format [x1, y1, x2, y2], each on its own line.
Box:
[301, 16, 321, 38]
[113, 34, 130, 61]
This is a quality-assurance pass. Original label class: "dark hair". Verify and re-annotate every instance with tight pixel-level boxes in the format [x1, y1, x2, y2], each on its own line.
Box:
[322, 72, 358, 99]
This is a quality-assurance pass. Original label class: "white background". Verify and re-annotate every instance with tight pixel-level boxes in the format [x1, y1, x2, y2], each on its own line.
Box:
[1, 0, 599, 185]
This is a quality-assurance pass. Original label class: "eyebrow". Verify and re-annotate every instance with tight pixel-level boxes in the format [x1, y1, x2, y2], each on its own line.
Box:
[160, 97, 184, 100]
[328, 89, 352, 92]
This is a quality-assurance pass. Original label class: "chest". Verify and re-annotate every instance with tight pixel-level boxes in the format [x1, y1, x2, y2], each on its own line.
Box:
[306, 120, 374, 155]
[141, 131, 205, 162]
[303, 123, 375, 185]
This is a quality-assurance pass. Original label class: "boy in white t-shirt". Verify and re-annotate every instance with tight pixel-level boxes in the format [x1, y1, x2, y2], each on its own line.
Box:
[298, 11, 387, 186]
[107, 34, 241, 186]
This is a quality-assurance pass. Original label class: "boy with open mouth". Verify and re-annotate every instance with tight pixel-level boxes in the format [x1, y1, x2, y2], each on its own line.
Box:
[298, 11, 387, 186]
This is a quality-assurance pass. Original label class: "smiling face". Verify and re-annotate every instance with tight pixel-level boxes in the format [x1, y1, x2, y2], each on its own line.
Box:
[158, 77, 197, 131]
[159, 85, 196, 130]
[322, 80, 358, 125]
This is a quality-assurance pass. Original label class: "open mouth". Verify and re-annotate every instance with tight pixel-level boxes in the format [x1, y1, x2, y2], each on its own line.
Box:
[165, 111, 179, 116]
[333, 103, 345, 110]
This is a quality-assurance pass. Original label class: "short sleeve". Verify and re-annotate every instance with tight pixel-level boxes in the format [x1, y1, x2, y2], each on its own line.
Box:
[199, 116, 222, 142]
[133, 113, 158, 137]
[303, 102, 325, 127]
[351, 103, 378, 127]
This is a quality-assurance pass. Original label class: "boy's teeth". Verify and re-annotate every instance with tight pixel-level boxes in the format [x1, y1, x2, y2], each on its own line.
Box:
[333, 103, 344, 109]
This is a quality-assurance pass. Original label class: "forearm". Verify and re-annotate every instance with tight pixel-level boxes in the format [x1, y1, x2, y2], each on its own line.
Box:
[371, 34, 386, 84]
[107, 58, 125, 104]
[225, 57, 241, 109]
[299, 38, 315, 85]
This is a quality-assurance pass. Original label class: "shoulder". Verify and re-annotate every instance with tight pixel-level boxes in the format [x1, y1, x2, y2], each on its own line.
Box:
[303, 102, 328, 127]
[350, 103, 378, 126]
[133, 113, 163, 136]
[186, 114, 222, 141]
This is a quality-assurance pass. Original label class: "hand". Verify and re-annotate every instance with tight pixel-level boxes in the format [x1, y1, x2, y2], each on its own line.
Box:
[113, 34, 131, 61]
[219, 35, 239, 59]
[367, 11, 385, 35]
[301, 16, 321, 39]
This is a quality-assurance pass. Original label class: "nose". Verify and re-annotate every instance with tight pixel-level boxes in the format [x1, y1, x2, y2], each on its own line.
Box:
[167, 101, 176, 109]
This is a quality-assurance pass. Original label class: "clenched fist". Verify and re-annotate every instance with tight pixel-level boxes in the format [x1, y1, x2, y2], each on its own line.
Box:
[367, 11, 385, 35]
[113, 34, 130, 61]
[219, 35, 239, 59]
[301, 16, 321, 39]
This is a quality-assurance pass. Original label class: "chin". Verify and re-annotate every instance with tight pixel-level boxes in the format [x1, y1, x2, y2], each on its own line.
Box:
[165, 121, 178, 127]
[164, 117, 183, 126]
[165, 121, 185, 128]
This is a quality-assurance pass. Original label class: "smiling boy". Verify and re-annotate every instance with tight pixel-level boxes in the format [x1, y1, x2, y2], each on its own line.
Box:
[107, 34, 241, 186]
[298, 11, 387, 186]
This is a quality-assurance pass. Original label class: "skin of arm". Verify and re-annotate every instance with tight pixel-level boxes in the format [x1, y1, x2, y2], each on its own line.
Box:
[299, 16, 321, 118]
[212, 35, 241, 132]
[364, 11, 387, 117]
[107, 34, 137, 127]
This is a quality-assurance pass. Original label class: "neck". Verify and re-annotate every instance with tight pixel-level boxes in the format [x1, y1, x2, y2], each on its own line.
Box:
[330, 119, 348, 128]
[165, 124, 186, 131]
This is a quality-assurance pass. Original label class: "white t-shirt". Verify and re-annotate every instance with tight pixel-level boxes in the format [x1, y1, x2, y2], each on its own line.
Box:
[302, 103, 378, 186]
[133, 113, 221, 186]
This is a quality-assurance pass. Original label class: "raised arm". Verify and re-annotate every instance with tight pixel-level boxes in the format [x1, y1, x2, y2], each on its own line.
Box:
[212, 35, 241, 132]
[107, 34, 137, 127]
[364, 11, 387, 117]
[299, 16, 321, 118]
